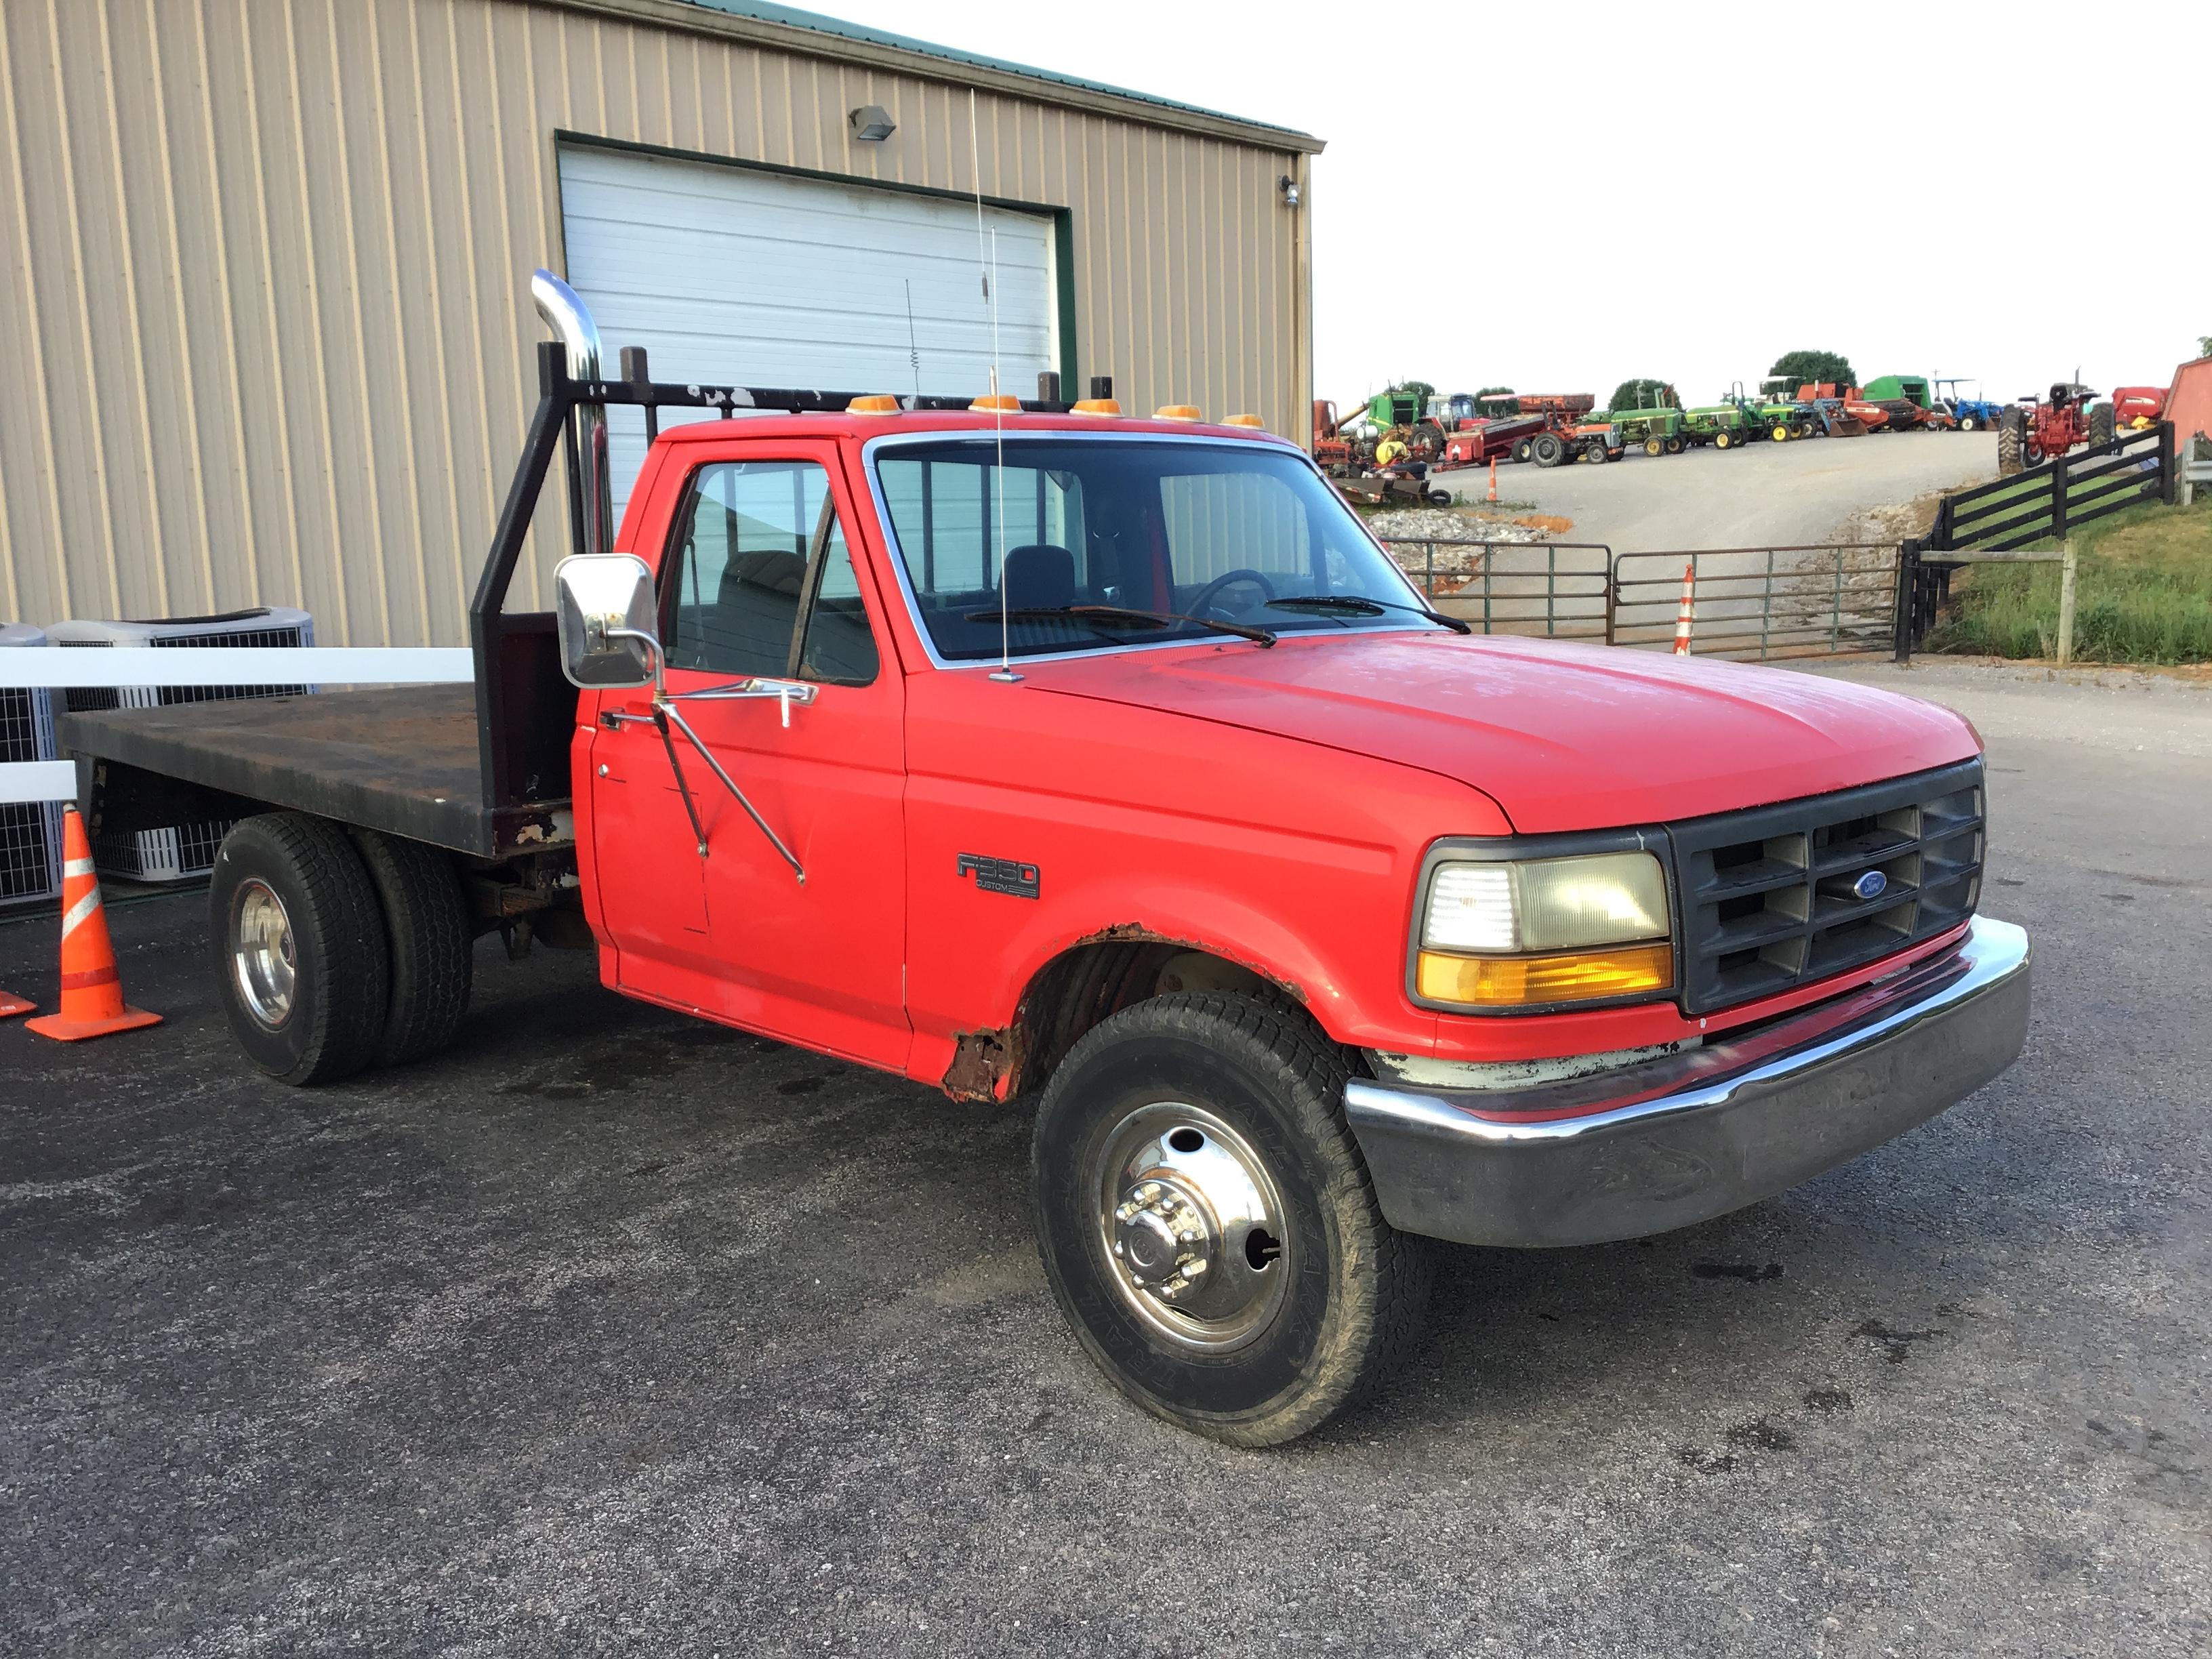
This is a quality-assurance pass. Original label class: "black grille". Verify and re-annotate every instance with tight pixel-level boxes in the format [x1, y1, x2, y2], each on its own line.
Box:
[1671, 759, 1984, 1015]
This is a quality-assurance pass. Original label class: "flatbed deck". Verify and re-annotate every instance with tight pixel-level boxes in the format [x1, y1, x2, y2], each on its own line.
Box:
[58, 684, 573, 860]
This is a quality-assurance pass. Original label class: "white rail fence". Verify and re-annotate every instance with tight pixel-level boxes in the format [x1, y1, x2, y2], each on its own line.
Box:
[0, 648, 472, 804]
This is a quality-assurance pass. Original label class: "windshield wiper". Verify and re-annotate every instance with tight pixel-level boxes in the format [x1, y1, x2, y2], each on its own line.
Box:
[964, 605, 1276, 647]
[1264, 594, 1473, 634]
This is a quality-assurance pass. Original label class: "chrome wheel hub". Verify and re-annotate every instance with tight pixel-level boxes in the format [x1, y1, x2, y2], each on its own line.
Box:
[232, 880, 297, 1029]
[1095, 1103, 1290, 1352]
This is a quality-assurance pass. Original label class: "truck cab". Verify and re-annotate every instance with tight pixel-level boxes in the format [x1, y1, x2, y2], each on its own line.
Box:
[60, 275, 2032, 1446]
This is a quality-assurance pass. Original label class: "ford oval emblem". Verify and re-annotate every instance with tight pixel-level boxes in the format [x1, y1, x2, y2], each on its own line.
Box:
[1851, 869, 1889, 900]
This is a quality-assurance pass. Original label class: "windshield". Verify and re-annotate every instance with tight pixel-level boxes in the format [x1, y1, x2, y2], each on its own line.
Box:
[871, 437, 1433, 661]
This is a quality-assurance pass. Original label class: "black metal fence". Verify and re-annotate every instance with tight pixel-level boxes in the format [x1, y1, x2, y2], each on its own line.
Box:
[1931, 422, 2175, 552]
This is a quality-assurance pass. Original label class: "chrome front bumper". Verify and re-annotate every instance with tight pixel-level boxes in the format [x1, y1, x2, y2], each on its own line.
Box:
[1343, 917, 2031, 1249]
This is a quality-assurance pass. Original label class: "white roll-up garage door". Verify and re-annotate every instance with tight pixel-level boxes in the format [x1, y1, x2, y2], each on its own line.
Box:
[558, 144, 1059, 519]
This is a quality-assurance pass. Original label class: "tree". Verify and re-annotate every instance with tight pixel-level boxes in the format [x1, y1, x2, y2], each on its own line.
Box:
[1768, 349, 1856, 392]
[1386, 378, 1436, 404]
[2199, 334, 2211, 359]
[1608, 378, 1679, 411]
[1474, 384, 1514, 406]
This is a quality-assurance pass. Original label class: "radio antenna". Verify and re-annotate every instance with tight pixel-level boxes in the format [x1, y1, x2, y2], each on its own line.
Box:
[903, 279, 922, 398]
[972, 90, 1019, 683]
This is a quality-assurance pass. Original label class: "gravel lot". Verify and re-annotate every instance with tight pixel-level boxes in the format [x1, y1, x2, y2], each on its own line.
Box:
[3, 663, 2207, 1656]
[1439, 430, 1999, 551]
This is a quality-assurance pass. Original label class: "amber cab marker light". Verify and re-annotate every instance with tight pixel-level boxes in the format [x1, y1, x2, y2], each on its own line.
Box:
[970, 392, 1023, 413]
[1071, 398, 1123, 417]
[1154, 403, 1204, 422]
[847, 394, 901, 415]
[1416, 943, 1673, 1008]
[1224, 413, 1266, 429]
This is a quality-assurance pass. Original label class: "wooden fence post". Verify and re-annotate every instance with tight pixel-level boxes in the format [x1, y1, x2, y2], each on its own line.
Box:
[2157, 420, 2176, 507]
[1893, 539, 1920, 664]
[2056, 541, 2078, 666]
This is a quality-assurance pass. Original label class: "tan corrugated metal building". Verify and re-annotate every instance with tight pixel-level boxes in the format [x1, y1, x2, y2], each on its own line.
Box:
[0, 0, 1321, 647]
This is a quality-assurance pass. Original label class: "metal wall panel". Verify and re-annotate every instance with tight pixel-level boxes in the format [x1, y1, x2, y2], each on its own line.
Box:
[0, 0, 1313, 646]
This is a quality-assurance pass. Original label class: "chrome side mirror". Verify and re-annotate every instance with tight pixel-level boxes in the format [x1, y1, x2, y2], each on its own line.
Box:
[555, 553, 659, 689]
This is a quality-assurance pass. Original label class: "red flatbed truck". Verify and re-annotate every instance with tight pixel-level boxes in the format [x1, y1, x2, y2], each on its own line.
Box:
[58, 274, 2032, 1446]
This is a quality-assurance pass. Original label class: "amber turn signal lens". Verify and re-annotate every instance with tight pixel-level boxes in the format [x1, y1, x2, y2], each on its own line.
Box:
[1416, 944, 1673, 1007]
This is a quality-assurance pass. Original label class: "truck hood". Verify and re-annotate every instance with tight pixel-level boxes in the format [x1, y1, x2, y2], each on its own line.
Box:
[1020, 632, 1979, 833]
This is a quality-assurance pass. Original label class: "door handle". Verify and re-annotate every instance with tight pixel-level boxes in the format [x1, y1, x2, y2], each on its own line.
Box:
[668, 676, 818, 728]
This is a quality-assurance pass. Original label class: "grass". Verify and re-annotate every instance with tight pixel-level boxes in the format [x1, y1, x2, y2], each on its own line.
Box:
[1928, 493, 2212, 663]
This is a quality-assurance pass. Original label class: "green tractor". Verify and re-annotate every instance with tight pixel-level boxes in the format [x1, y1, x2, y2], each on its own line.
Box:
[1601, 382, 1689, 455]
[1682, 401, 1755, 450]
[1751, 380, 1815, 441]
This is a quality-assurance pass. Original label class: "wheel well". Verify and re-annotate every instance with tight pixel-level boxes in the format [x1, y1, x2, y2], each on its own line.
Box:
[951, 935, 1314, 1103]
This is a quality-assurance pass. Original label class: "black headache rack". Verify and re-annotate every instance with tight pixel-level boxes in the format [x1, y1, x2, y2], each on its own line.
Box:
[62, 336, 1086, 863]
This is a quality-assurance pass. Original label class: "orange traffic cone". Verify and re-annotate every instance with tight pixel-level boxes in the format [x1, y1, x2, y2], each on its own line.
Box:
[25, 807, 161, 1042]
[1672, 561, 1696, 656]
[1487, 457, 1499, 504]
[0, 985, 30, 1019]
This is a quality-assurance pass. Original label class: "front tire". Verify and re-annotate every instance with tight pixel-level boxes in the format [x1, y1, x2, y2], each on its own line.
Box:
[1030, 994, 1433, 1446]
[210, 814, 391, 1085]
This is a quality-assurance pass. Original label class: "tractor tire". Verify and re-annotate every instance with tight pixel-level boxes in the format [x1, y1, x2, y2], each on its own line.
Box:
[1665, 436, 1685, 454]
[1029, 991, 1433, 1446]
[1713, 428, 1734, 451]
[1958, 414, 1978, 432]
[1996, 407, 2025, 476]
[349, 827, 474, 1068]
[1586, 439, 1612, 465]
[1643, 436, 1664, 457]
[1513, 438, 1534, 466]
[1771, 422, 1791, 442]
[210, 814, 392, 1086]
[2089, 401, 2115, 449]
[1532, 432, 1565, 468]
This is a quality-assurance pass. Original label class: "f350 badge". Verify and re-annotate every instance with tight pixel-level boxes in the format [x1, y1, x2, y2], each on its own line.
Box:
[957, 854, 1040, 900]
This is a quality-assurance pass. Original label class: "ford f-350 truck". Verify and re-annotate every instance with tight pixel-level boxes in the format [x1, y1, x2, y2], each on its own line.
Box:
[58, 274, 2030, 1445]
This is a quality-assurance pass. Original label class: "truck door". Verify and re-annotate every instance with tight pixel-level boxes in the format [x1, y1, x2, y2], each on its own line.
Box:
[650, 447, 910, 1071]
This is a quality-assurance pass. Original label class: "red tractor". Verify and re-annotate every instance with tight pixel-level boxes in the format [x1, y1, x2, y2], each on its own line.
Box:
[1997, 382, 2115, 475]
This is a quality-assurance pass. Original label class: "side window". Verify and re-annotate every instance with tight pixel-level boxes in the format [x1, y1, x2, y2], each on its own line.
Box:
[663, 460, 878, 686]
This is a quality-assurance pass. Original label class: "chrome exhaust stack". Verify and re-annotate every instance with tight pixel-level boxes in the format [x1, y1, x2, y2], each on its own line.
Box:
[531, 269, 615, 561]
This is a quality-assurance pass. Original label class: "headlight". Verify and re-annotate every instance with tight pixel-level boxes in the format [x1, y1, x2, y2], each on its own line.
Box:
[1416, 851, 1673, 1009]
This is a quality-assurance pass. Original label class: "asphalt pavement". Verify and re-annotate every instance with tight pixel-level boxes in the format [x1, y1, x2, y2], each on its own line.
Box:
[3, 662, 2207, 1656]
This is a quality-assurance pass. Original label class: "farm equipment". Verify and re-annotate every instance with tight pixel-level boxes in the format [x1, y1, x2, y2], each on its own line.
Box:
[1530, 419, 1624, 468]
[1462, 392, 1599, 466]
[1996, 382, 2116, 474]
[1934, 378, 2005, 432]
[1862, 375, 1956, 433]
[1751, 381, 1816, 441]
[1311, 391, 1452, 476]
[1682, 403, 1754, 449]
[1792, 384, 1877, 437]
[2112, 386, 2168, 429]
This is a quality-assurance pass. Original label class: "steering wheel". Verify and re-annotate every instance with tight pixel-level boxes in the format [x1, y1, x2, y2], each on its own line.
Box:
[1187, 567, 1278, 617]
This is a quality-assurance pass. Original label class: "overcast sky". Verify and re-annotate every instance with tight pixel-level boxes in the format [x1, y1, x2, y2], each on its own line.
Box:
[809, 0, 2211, 409]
